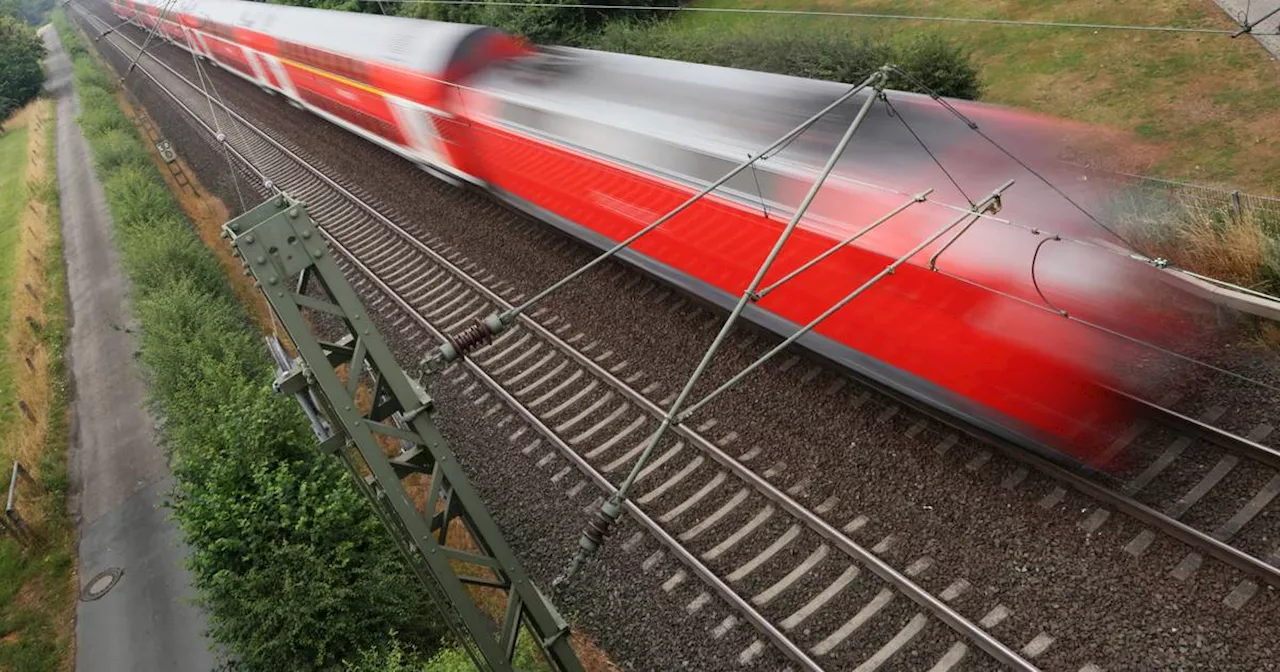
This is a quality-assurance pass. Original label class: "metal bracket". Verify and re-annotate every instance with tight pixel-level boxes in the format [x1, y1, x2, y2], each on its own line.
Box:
[224, 196, 583, 672]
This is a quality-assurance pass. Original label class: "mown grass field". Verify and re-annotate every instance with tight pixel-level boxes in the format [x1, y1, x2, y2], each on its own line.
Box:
[0, 124, 29, 425]
[0, 98, 75, 672]
[664, 0, 1280, 193]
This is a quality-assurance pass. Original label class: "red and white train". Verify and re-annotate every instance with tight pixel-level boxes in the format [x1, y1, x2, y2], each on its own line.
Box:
[107, 0, 1214, 466]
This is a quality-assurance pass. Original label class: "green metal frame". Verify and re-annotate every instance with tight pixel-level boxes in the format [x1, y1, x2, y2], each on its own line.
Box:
[223, 196, 583, 672]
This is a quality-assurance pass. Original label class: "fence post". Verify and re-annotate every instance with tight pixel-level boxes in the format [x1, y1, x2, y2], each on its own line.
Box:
[1231, 190, 1243, 222]
[4, 461, 41, 548]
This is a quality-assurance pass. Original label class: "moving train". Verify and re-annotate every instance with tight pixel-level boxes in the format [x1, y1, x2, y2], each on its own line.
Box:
[106, 0, 1214, 466]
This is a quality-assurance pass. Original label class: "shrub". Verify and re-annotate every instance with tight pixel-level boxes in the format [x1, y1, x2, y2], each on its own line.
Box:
[1118, 197, 1280, 295]
[77, 102, 133, 137]
[423, 646, 475, 671]
[118, 225, 229, 299]
[405, 0, 677, 46]
[344, 636, 431, 672]
[57, 13, 447, 669]
[91, 127, 151, 173]
[73, 57, 113, 91]
[890, 33, 982, 101]
[102, 165, 180, 228]
[589, 22, 982, 99]
[0, 14, 44, 120]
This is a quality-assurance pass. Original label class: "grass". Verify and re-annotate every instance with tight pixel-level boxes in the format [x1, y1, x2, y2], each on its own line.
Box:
[0, 124, 29, 430]
[1117, 196, 1280, 292]
[57, 12, 459, 669]
[0, 97, 76, 672]
[649, 0, 1280, 193]
[63, 12, 625, 670]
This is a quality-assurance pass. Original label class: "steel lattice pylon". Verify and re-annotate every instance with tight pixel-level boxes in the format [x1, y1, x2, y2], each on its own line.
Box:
[223, 195, 583, 672]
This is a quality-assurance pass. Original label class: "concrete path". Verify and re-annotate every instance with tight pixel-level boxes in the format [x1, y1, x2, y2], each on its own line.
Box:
[1211, 0, 1280, 58]
[43, 25, 217, 672]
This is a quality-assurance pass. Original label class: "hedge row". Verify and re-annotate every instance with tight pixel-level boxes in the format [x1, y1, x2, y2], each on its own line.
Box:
[587, 20, 983, 99]
[54, 13, 444, 670]
[404, 0, 677, 48]
[394, 0, 982, 99]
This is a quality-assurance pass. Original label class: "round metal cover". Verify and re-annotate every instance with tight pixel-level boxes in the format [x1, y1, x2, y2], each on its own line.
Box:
[80, 567, 124, 602]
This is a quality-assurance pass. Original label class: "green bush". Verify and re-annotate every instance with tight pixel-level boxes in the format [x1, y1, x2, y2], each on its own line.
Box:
[424, 646, 475, 671]
[343, 636, 431, 672]
[118, 225, 229, 299]
[0, 14, 44, 120]
[890, 33, 982, 101]
[72, 57, 112, 91]
[590, 22, 982, 99]
[1, 0, 56, 27]
[102, 165, 180, 227]
[56, 12, 446, 669]
[77, 102, 134, 138]
[91, 127, 151, 173]
[403, 0, 677, 46]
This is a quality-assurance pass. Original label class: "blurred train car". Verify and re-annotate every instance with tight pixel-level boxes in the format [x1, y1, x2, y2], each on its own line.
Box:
[107, 0, 1214, 466]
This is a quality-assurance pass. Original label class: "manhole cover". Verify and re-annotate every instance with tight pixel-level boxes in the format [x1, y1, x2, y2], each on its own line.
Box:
[79, 567, 123, 602]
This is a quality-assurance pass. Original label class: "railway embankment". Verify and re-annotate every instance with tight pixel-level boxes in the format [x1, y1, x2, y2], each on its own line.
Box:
[0, 92, 74, 671]
[51, 13, 454, 670]
[65, 0, 1280, 669]
[43, 21, 215, 670]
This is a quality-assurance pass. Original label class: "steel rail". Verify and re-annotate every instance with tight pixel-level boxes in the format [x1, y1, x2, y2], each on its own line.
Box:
[72, 7, 1040, 668]
[77, 0, 1280, 636]
[322, 232, 826, 672]
[1110, 387, 1280, 472]
[85, 0, 1280, 658]
[69, 8, 822, 668]
[968, 421, 1280, 590]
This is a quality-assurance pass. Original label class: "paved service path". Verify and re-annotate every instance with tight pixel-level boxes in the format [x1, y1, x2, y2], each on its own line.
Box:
[43, 25, 217, 672]
[1211, 0, 1280, 58]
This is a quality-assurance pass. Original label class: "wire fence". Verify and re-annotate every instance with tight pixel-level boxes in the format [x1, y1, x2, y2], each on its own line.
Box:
[1110, 171, 1280, 222]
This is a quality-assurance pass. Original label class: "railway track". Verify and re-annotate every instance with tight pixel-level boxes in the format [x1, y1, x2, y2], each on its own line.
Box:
[71, 7, 1034, 669]
[70, 3, 1280, 669]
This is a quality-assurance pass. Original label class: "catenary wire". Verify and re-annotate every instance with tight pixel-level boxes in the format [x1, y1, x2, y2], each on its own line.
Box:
[885, 65, 1142, 253]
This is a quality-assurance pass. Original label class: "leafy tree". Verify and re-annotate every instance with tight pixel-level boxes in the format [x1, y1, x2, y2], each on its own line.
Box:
[0, 14, 44, 122]
[1, 0, 55, 27]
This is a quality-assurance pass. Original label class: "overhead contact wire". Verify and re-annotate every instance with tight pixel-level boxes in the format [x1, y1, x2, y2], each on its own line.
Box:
[885, 65, 1140, 252]
[882, 95, 974, 207]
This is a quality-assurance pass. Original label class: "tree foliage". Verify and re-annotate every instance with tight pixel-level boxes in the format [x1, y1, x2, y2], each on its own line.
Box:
[399, 0, 677, 46]
[0, 0, 54, 27]
[0, 14, 45, 122]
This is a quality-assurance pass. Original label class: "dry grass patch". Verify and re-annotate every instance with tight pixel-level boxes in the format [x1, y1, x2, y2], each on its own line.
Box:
[0, 97, 76, 672]
[1118, 198, 1280, 293]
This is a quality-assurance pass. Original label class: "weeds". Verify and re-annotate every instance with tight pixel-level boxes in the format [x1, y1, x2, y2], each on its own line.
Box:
[1117, 197, 1280, 296]
[0, 96, 74, 672]
[55, 12, 445, 670]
